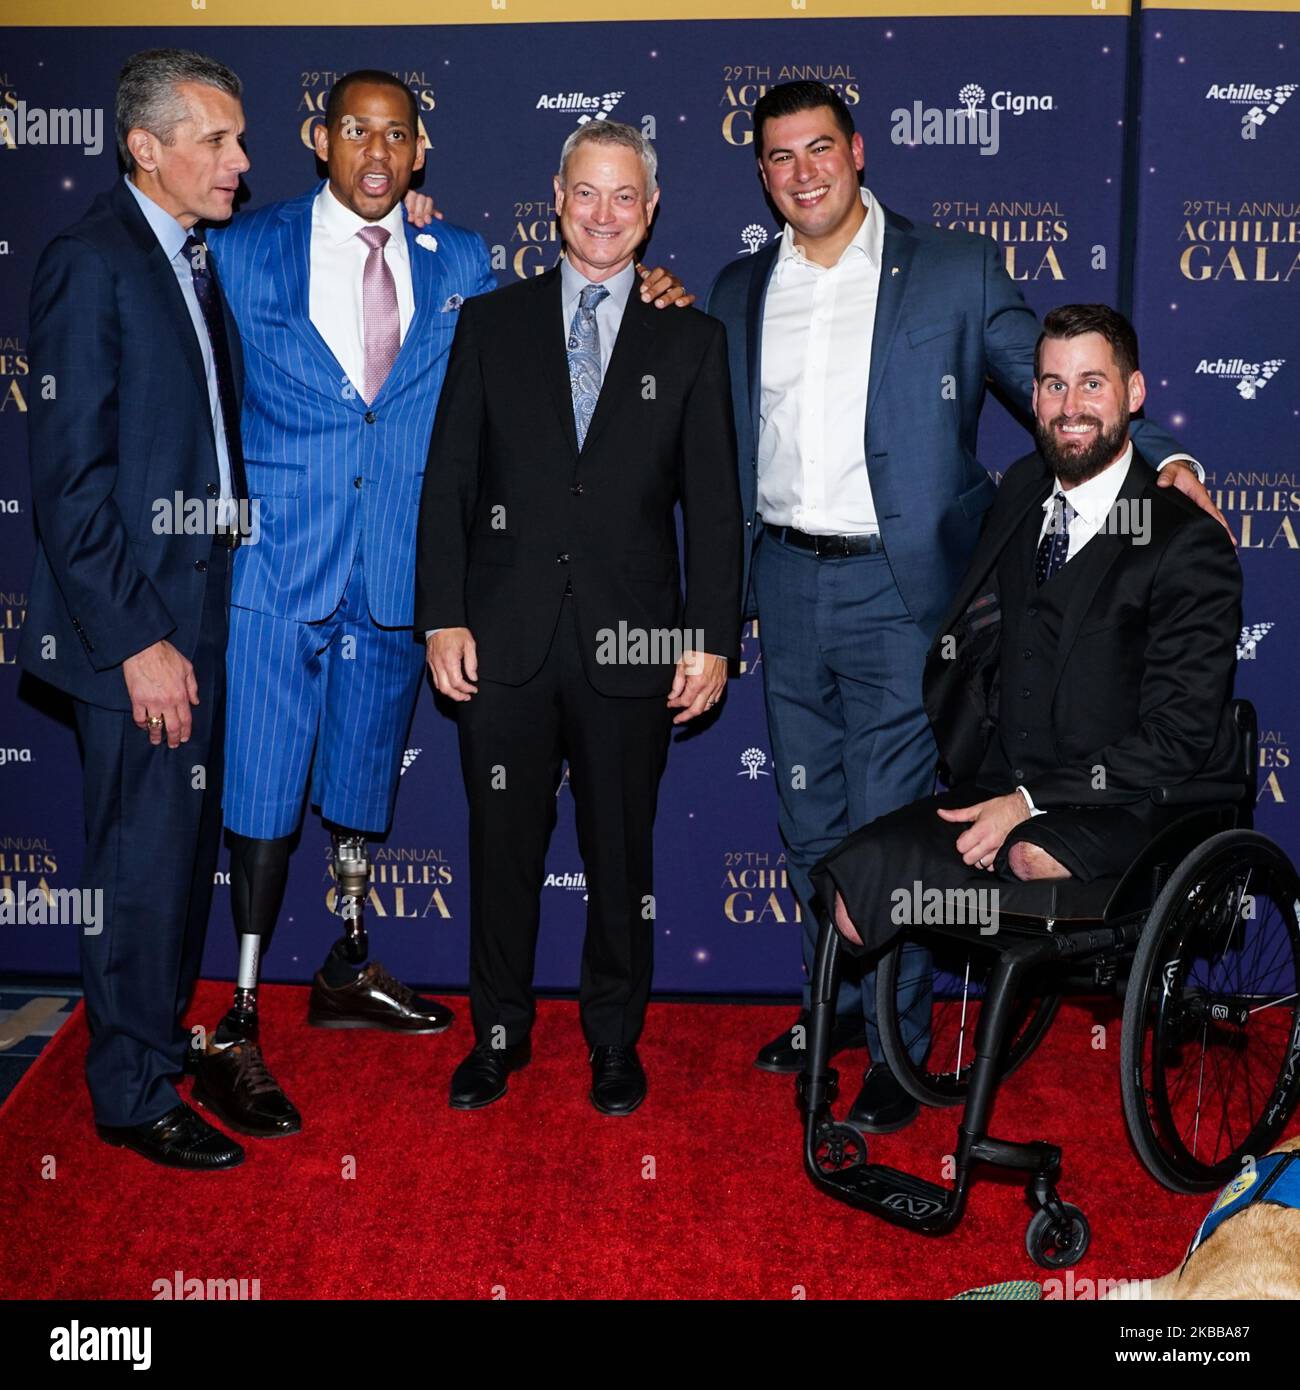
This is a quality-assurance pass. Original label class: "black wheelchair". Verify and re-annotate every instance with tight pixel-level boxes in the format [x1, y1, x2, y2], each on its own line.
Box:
[798, 699, 1300, 1268]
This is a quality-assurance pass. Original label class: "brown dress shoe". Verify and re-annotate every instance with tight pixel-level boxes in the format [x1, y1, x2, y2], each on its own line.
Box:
[307, 960, 455, 1034]
[192, 1040, 302, 1138]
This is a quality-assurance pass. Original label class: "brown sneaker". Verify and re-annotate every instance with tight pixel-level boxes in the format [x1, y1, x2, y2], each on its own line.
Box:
[307, 960, 455, 1034]
[192, 1040, 302, 1138]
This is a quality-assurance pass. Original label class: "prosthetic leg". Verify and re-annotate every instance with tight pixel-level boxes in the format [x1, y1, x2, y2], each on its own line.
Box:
[307, 825, 455, 1034]
[193, 832, 302, 1137]
[319, 829, 372, 983]
[214, 832, 293, 1045]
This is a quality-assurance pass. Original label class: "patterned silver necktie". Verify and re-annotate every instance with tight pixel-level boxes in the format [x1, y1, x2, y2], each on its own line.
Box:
[567, 283, 609, 449]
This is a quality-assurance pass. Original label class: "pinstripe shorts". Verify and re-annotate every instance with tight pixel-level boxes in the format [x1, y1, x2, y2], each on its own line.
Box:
[223, 558, 426, 838]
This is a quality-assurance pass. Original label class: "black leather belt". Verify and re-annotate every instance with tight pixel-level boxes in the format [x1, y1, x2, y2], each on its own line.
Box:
[766, 525, 884, 557]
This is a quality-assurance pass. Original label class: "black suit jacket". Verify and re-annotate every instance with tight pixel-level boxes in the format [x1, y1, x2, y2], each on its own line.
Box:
[415, 265, 743, 696]
[924, 451, 1243, 809]
[20, 178, 243, 710]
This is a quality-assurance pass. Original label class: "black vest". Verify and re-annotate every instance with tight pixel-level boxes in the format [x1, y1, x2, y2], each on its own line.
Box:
[979, 497, 1112, 788]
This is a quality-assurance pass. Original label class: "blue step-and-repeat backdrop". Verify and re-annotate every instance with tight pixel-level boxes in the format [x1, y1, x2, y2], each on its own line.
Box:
[1, 1, 1296, 994]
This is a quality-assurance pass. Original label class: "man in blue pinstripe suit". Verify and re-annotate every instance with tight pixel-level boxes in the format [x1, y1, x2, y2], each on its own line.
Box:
[185, 71, 478, 1135]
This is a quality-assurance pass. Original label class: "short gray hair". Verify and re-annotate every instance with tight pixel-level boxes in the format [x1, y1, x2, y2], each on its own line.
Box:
[557, 120, 658, 198]
[116, 48, 243, 171]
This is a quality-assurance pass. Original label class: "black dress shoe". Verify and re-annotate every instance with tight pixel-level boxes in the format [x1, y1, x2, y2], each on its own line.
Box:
[96, 1102, 245, 1170]
[847, 1066, 919, 1134]
[192, 1040, 302, 1138]
[753, 1009, 868, 1074]
[449, 1039, 531, 1110]
[308, 960, 455, 1034]
[590, 1044, 646, 1116]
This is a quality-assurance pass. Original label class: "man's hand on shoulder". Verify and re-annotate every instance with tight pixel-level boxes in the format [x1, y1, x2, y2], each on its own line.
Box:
[1157, 459, 1231, 540]
[637, 261, 695, 309]
[426, 627, 478, 701]
[122, 639, 199, 748]
[402, 190, 444, 228]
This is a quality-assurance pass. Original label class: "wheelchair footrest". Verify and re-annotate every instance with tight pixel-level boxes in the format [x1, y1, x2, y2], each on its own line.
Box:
[810, 1162, 959, 1234]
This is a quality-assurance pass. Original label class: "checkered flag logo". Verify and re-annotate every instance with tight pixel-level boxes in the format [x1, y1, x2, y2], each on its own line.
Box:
[1236, 359, 1285, 401]
[576, 91, 625, 125]
[400, 748, 421, 776]
[1237, 623, 1274, 660]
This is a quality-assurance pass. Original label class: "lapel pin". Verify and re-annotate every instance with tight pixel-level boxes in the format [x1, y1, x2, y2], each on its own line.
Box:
[890, 265, 900, 276]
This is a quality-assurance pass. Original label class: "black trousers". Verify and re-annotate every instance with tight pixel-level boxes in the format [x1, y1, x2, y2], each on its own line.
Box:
[458, 597, 673, 1047]
[73, 541, 229, 1127]
[812, 781, 1183, 958]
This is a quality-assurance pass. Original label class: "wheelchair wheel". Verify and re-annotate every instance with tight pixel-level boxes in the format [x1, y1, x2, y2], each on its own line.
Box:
[1025, 1204, 1090, 1270]
[811, 1120, 868, 1176]
[1121, 830, 1300, 1193]
[876, 934, 1061, 1107]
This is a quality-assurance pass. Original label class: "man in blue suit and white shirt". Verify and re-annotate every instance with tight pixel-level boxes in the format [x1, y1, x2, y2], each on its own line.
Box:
[187, 71, 475, 1136]
[21, 49, 250, 1168]
[706, 81, 1220, 1132]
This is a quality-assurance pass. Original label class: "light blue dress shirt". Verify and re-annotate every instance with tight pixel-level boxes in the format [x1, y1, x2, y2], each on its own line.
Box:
[124, 177, 233, 511]
[560, 256, 635, 384]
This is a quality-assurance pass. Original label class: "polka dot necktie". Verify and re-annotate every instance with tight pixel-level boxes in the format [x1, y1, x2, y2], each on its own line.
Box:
[1035, 490, 1076, 586]
[567, 283, 609, 449]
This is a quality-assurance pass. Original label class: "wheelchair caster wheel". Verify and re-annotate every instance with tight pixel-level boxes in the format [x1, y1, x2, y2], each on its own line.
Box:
[1025, 1204, 1090, 1269]
[812, 1121, 867, 1176]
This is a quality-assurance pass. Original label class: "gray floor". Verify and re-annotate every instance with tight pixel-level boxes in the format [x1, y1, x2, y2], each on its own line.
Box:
[0, 984, 83, 1106]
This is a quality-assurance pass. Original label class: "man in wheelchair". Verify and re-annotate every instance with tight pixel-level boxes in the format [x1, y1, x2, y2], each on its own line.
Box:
[813, 303, 1241, 958]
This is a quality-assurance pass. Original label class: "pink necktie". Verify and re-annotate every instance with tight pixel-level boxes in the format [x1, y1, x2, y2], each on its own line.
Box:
[358, 225, 399, 404]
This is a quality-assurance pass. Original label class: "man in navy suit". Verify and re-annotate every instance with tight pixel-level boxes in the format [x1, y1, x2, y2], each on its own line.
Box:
[706, 81, 1220, 1132]
[21, 49, 250, 1168]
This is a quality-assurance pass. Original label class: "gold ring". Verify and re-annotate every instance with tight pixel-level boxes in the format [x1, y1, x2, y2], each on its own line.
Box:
[147, 714, 164, 730]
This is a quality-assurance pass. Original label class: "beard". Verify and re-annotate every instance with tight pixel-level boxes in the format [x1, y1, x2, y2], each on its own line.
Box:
[1035, 410, 1131, 486]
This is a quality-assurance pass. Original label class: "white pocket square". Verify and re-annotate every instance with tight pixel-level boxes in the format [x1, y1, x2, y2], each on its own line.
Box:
[440, 293, 464, 313]
[415, 233, 439, 253]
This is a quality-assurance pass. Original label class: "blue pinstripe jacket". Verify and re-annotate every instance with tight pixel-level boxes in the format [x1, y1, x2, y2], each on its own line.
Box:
[208, 183, 495, 626]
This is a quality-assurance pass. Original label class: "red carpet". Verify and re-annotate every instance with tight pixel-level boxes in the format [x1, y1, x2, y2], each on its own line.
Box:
[3, 981, 1290, 1300]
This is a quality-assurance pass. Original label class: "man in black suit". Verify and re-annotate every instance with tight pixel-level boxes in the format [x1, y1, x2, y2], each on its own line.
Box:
[812, 304, 1241, 958]
[415, 120, 742, 1114]
[20, 49, 250, 1168]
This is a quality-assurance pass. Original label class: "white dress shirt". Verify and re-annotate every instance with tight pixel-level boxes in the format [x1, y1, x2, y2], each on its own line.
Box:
[309, 184, 415, 404]
[757, 187, 883, 534]
[1036, 441, 1134, 560]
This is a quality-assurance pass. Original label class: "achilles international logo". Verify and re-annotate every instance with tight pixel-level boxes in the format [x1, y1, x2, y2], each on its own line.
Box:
[932, 200, 1069, 281]
[400, 748, 421, 776]
[719, 63, 860, 147]
[297, 69, 436, 151]
[1203, 82, 1297, 139]
[722, 850, 801, 925]
[323, 844, 454, 921]
[1194, 357, 1286, 401]
[535, 91, 624, 126]
[1206, 472, 1300, 550]
[1178, 199, 1300, 283]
